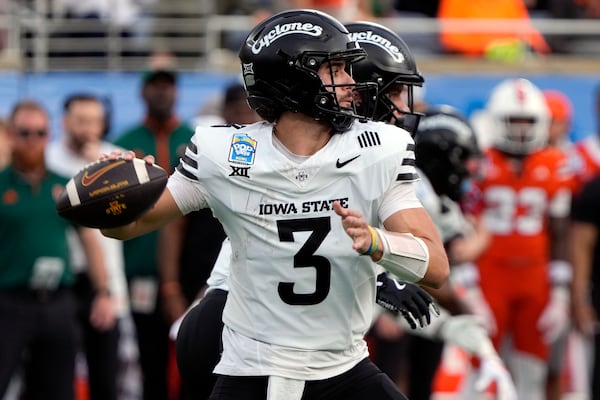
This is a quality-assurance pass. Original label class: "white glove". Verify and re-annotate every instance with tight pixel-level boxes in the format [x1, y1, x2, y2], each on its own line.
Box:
[439, 314, 517, 400]
[436, 196, 467, 243]
[437, 314, 492, 356]
[537, 286, 570, 344]
[464, 286, 497, 336]
[474, 356, 518, 400]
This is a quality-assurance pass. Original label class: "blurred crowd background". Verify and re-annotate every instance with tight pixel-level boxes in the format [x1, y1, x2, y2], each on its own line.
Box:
[0, 0, 599, 142]
[0, 0, 599, 70]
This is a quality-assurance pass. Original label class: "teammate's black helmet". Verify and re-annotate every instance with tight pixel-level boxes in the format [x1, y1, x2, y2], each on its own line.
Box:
[345, 21, 424, 134]
[414, 105, 481, 202]
[239, 9, 369, 132]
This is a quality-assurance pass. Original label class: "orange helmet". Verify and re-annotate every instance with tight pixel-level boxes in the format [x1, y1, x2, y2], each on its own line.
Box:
[543, 90, 573, 122]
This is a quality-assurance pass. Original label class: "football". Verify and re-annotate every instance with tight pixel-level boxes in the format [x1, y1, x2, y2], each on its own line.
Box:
[56, 157, 168, 229]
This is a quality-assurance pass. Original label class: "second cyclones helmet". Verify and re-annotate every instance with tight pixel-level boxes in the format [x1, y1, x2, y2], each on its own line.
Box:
[239, 9, 368, 132]
[415, 105, 481, 202]
[345, 21, 424, 134]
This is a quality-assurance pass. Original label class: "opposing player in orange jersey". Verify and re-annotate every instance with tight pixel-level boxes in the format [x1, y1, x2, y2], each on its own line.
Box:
[470, 78, 575, 400]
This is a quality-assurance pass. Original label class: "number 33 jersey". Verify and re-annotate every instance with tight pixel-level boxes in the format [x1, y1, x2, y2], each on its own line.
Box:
[475, 147, 574, 268]
[168, 120, 421, 351]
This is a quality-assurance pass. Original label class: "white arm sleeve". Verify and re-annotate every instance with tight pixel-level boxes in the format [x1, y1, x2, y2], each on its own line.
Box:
[166, 170, 209, 215]
[375, 229, 429, 282]
[378, 180, 423, 222]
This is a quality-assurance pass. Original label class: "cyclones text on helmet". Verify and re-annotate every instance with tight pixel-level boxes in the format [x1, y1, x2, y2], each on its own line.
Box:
[239, 9, 372, 132]
[345, 21, 424, 135]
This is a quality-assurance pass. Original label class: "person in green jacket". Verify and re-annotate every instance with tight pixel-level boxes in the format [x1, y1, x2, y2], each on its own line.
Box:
[113, 62, 194, 400]
[0, 99, 111, 400]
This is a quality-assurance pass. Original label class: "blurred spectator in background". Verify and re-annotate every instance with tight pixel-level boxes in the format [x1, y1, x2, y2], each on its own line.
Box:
[0, 118, 10, 170]
[45, 93, 126, 400]
[51, 0, 151, 58]
[211, 0, 279, 54]
[574, 84, 600, 186]
[54, 0, 145, 27]
[570, 172, 600, 400]
[113, 54, 194, 400]
[437, 0, 551, 60]
[544, 89, 574, 148]
[0, 99, 110, 400]
[541, 88, 585, 400]
[220, 82, 261, 125]
[191, 81, 261, 128]
[568, 82, 600, 400]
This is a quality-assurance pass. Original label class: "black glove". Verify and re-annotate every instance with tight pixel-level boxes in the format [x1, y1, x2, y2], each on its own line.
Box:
[376, 272, 440, 329]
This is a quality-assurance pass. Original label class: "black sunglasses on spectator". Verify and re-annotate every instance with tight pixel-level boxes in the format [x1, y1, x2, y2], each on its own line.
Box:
[16, 128, 47, 138]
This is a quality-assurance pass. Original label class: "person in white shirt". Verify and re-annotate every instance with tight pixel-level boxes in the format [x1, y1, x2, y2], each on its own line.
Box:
[46, 93, 128, 400]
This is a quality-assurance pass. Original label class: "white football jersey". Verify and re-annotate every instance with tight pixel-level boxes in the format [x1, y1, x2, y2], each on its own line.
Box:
[168, 120, 420, 353]
[205, 237, 231, 293]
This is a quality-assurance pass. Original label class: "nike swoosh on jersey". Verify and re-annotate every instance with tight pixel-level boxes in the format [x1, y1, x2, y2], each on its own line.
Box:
[335, 155, 361, 168]
[81, 160, 126, 186]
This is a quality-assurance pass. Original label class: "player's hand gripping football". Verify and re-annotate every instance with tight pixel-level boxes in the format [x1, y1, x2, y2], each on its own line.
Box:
[376, 272, 440, 329]
[100, 149, 155, 165]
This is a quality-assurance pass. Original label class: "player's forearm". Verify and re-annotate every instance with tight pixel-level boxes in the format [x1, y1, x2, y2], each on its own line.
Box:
[420, 237, 451, 288]
[101, 222, 140, 240]
[102, 189, 184, 240]
[374, 229, 449, 288]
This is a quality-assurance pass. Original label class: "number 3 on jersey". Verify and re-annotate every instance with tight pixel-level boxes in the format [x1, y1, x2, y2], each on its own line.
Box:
[277, 217, 331, 306]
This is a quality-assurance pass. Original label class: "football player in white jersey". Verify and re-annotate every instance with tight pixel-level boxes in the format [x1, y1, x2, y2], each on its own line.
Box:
[173, 19, 440, 400]
[101, 9, 449, 400]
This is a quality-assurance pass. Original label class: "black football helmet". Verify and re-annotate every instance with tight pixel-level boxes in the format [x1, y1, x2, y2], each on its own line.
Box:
[345, 21, 424, 135]
[239, 9, 371, 132]
[414, 105, 481, 202]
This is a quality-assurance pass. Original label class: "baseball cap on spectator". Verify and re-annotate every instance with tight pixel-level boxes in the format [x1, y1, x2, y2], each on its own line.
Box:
[543, 90, 573, 122]
[142, 67, 177, 85]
